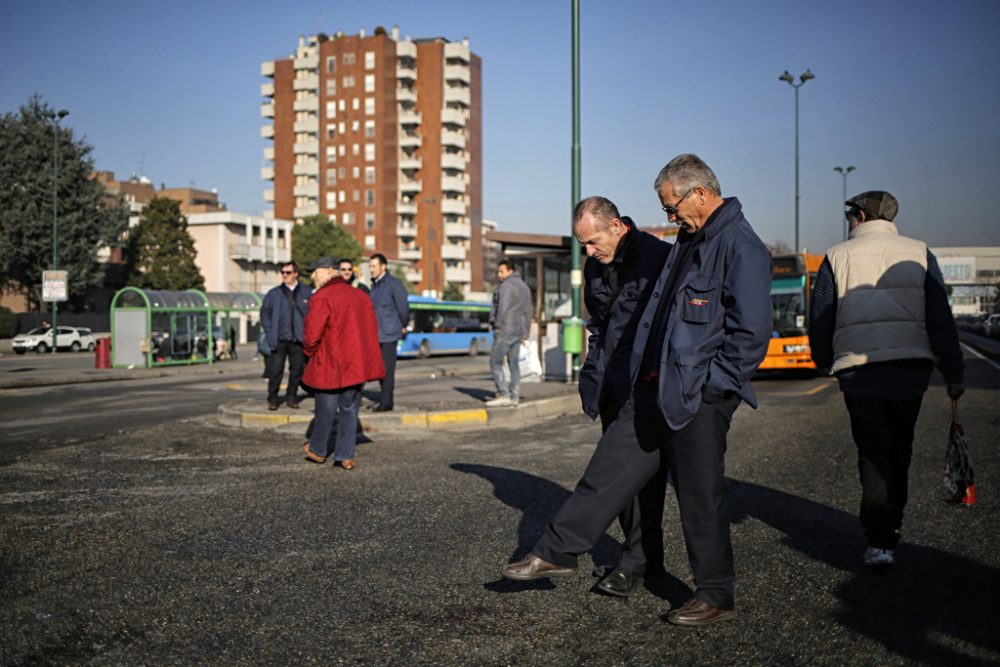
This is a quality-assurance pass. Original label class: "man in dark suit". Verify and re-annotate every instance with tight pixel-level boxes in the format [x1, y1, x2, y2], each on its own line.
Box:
[260, 261, 312, 410]
[501, 196, 671, 597]
[367, 253, 409, 412]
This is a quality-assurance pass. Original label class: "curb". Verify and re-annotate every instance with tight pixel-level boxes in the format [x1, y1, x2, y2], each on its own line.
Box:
[217, 392, 581, 433]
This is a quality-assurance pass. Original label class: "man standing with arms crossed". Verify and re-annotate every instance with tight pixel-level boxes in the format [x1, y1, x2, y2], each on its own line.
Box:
[368, 253, 409, 413]
[260, 261, 312, 410]
[486, 259, 533, 407]
[501, 154, 772, 627]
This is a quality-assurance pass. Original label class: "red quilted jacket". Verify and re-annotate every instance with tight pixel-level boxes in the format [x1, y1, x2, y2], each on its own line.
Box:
[301, 277, 385, 390]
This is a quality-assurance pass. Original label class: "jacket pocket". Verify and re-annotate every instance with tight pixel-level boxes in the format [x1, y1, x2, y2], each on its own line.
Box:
[680, 277, 719, 324]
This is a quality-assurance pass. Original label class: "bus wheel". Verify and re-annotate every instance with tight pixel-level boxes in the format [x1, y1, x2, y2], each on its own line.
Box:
[418, 340, 431, 358]
[469, 339, 479, 356]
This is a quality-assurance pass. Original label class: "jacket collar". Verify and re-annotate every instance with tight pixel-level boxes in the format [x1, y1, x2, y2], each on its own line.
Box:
[849, 219, 898, 239]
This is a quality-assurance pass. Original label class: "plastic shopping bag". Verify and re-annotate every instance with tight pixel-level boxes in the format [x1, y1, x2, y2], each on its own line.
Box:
[519, 340, 543, 378]
[943, 400, 975, 505]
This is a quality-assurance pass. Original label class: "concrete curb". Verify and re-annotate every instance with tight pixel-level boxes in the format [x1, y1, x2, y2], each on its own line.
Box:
[217, 392, 582, 433]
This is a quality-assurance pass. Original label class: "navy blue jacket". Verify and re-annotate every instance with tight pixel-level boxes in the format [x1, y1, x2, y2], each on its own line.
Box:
[629, 198, 773, 430]
[370, 272, 410, 343]
[261, 282, 312, 350]
[579, 222, 671, 420]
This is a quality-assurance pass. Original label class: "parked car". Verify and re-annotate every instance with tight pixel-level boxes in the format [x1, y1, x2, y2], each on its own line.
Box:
[985, 313, 1000, 338]
[11, 326, 97, 354]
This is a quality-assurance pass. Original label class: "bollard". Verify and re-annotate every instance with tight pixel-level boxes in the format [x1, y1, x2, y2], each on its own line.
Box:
[95, 337, 111, 369]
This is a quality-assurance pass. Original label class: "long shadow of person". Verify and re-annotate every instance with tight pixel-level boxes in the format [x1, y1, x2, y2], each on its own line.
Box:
[729, 479, 1000, 664]
[451, 463, 691, 601]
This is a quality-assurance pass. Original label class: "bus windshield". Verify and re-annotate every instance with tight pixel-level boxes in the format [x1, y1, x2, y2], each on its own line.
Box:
[771, 275, 807, 337]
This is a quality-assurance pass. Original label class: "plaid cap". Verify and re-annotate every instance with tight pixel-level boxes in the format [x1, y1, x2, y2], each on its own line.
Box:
[846, 191, 898, 221]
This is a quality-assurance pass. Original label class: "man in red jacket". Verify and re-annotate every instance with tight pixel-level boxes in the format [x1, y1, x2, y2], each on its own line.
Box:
[301, 257, 385, 469]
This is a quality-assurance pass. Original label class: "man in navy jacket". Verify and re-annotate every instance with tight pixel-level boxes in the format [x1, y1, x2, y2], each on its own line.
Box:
[260, 261, 313, 410]
[367, 253, 410, 412]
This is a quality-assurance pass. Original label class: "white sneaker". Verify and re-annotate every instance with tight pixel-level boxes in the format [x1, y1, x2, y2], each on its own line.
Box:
[863, 547, 895, 568]
[485, 396, 515, 407]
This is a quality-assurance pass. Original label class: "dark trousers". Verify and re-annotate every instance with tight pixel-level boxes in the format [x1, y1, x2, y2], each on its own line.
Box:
[266, 341, 305, 403]
[533, 382, 739, 609]
[379, 342, 398, 409]
[307, 384, 363, 462]
[844, 393, 924, 549]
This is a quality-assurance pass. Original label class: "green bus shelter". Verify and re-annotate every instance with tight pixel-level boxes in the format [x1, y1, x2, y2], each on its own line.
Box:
[109, 288, 262, 368]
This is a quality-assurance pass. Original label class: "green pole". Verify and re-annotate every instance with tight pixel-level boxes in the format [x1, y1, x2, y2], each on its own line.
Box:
[50, 110, 68, 353]
[570, 0, 582, 381]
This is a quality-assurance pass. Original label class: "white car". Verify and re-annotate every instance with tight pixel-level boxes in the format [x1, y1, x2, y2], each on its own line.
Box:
[12, 326, 97, 354]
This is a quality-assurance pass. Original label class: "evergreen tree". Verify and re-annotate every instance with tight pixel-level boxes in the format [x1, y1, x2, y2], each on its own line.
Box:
[443, 281, 465, 301]
[0, 95, 128, 310]
[291, 214, 364, 286]
[391, 266, 417, 294]
[127, 197, 205, 290]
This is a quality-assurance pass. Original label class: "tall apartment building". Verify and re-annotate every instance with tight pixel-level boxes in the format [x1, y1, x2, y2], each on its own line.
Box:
[260, 25, 483, 295]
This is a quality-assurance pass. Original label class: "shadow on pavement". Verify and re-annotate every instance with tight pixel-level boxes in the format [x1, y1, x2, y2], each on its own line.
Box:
[729, 479, 1000, 664]
[452, 386, 495, 402]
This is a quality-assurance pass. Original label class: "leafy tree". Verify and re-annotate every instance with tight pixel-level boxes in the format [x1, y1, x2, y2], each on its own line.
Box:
[443, 281, 465, 301]
[391, 265, 417, 294]
[0, 95, 128, 310]
[127, 197, 205, 290]
[291, 214, 364, 286]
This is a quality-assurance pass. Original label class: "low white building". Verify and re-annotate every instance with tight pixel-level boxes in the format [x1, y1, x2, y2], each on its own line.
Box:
[187, 211, 293, 295]
[930, 246, 1000, 315]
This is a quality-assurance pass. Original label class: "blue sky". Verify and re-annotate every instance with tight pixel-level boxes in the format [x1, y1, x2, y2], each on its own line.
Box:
[3, 0, 998, 253]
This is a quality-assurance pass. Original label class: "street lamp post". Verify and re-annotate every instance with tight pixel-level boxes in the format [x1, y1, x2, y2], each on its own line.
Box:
[421, 196, 438, 296]
[833, 165, 856, 242]
[779, 70, 814, 253]
[49, 109, 69, 354]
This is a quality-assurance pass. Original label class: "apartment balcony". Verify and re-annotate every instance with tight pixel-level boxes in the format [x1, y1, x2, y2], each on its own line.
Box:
[399, 179, 422, 194]
[260, 124, 274, 139]
[294, 203, 320, 218]
[441, 130, 466, 149]
[399, 247, 423, 260]
[260, 82, 275, 97]
[396, 64, 416, 81]
[396, 87, 416, 103]
[445, 222, 471, 239]
[261, 102, 275, 118]
[399, 134, 422, 148]
[293, 161, 319, 176]
[293, 139, 319, 155]
[293, 74, 319, 91]
[444, 86, 471, 106]
[397, 200, 418, 215]
[398, 110, 421, 126]
[396, 224, 417, 238]
[445, 65, 471, 84]
[260, 167, 274, 181]
[441, 244, 467, 261]
[441, 199, 466, 215]
[440, 107, 466, 128]
[294, 97, 319, 112]
[396, 41, 417, 59]
[399, 156, 422, 171]
[445, 266, 472, 283]
[275, 247, 291, 264]
[263, 189, 274, 202]
[261, 61, 275, 77]
[444, 42, 470, 63]
[293, 182, 319, 197]
[294, 54, 319, 70]
[441, 153, 467, 171]
[441, 176, 466, 194]
[263, 146, 274, 161]
[293, 118, 319, 133]
[405, 268, 423, 284]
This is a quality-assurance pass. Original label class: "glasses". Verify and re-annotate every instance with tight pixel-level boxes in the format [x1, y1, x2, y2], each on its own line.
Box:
[280, 270, 297, 275]
[661, 188, 694, 217]
[339, 267, 353, 272]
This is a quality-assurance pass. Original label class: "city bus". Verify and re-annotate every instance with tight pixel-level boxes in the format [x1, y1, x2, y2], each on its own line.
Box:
[396, 296, 494, 358]
[758, 253, 825, 371]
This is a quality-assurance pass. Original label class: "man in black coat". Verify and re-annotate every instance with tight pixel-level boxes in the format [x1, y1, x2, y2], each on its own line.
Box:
[502, 196, 671, 597]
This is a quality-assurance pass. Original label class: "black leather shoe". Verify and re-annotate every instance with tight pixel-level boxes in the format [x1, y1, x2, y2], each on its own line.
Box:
[501, 554, 577, 581]
[372, 404, 393, 413]
[666, 598, 736, 626]
[267, 401, 279, 411]
[596, 567, 643, 597]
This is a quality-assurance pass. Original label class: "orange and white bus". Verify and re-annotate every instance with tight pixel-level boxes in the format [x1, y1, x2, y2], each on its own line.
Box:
[758, 253, 825, 371]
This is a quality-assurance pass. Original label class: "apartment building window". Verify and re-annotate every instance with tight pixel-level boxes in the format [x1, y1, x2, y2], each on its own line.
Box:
[326, 125, 336, 140]
[338, 121, 346, 134]
[365, 166, 376, 184]
[352, 98, 360, 111]
[365, 234, 375, 248]
[338, 191, 346, 203]
[365, 98, 375, 115]
[343, 53, 356, 65]
[352, 143, 360, 156]
[278, 230, 286, 248]
[364, 51, 375, 69]
[365, 143, 375, 161]
[352, 120, 360, 133]
[365, 189, 375, 206]
[326, 56, 336, 73]
[252, 226, 261, 244]
[365, 212, 376, 229]
[325, 79, 337, 96]
[364, 74, 375, 93]
[352, 166, 360, 178]
[326, 170, 337, 186]
[342, 75, 355, 88]
[365, 120, 375, 138]
[338, 145, 346, 157]
[325, 101, 336, 117]
[338, 99, 346, 111]
[325, 192, 336, 208]
[353, 189, 361, 203]
[344, 212, 356, 225]
[325, 146, 336, 163]
[329, 214, 337, 224]
[338, 167, 346, 178]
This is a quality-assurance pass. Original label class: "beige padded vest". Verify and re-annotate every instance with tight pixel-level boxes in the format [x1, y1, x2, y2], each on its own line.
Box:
[826, 220, 934, 374]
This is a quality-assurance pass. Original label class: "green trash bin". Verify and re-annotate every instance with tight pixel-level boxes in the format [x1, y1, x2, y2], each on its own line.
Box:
[562, 317, 584, 354]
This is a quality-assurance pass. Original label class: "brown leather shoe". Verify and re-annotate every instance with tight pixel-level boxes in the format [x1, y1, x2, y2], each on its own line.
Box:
[337, 459, 357, 470]
[268, 401, 279, 411]
[286, 399, 300, 409]
[500, 554, 577, 581]
[666, 598, 736, 626]
[303, 442, 327, 464]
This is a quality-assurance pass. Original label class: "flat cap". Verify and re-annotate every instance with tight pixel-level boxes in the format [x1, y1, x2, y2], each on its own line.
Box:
[305, 256, 336, 271]
[846, 191, 898, 222]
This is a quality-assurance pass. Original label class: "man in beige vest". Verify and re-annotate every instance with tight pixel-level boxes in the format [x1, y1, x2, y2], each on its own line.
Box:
[808, 191, 964, 568]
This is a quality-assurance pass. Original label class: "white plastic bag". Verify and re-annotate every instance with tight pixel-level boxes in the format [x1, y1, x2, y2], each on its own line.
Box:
[519, 340, 543, 377]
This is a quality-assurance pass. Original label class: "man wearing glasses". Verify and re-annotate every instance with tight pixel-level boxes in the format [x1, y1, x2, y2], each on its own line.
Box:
[260, 261, 312, 410]
[338, 260, 370, 295]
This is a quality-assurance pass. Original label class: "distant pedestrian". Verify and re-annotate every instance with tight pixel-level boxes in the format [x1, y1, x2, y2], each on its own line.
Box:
[809, 190, 964, 569]
[367, 253, 409, 412]
[301, 257, 384, 469]
[486, 259, 532, 407]
[260, 261, 312, 410]
[339, 259, 370, 294]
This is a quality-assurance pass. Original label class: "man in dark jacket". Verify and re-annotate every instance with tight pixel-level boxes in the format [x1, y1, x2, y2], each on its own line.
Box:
[368, 253, 409, 412]
[502, 155, 772, 628]
[260, 261, 312, 410]
[487, 259, 533, 407]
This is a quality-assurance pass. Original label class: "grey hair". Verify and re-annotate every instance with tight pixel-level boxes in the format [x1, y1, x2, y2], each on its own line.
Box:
[653, 154, 721, 197]
[572, 195, 621, 228]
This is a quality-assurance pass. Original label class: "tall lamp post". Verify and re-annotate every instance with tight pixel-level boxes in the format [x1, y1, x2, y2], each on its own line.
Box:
[569, 0, 582, 381]
[778, 70, 814, 253]
[833, 165, 856, 242]
[421, 196, 438, 296]
[49, 109, 69, 354]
